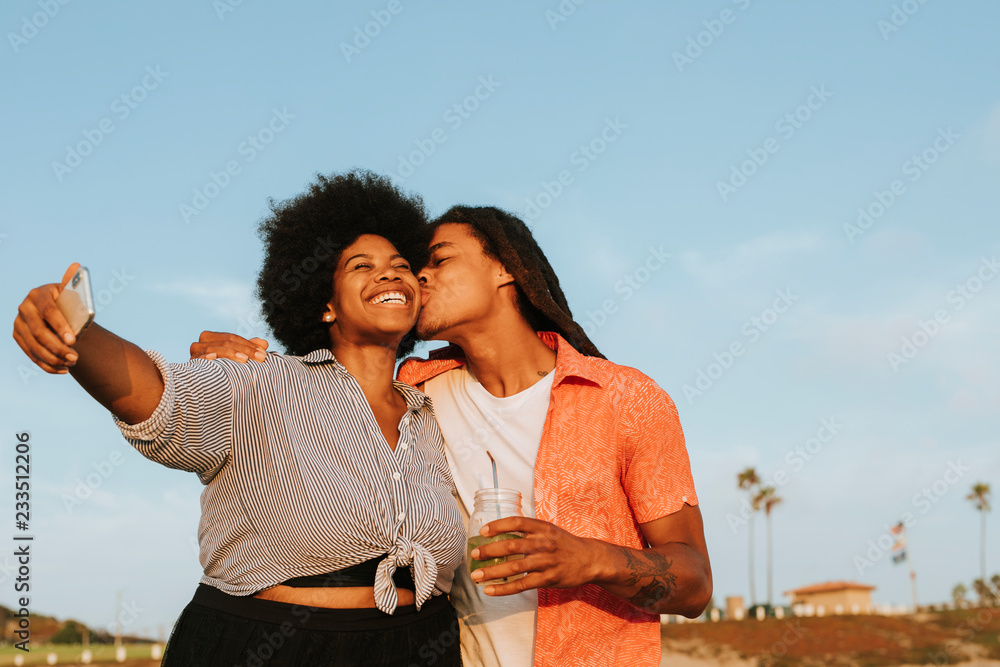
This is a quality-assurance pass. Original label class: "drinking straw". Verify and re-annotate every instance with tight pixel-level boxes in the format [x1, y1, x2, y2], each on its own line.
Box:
[486, 451, 499, 489]
[487, 451, 501, 521]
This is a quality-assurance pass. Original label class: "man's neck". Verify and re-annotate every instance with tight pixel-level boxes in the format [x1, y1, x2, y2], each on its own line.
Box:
[450, 320, 557, 398]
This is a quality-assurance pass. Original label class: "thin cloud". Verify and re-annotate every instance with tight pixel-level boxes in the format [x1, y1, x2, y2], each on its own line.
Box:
[680, 230, 829, 288]
[146, 277, 257, 321]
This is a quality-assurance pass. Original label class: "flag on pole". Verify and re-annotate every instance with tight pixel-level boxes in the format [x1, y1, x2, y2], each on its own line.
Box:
[890, 521, 907, 564]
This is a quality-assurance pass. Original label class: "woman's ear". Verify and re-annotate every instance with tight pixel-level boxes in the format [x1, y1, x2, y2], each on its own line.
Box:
[321, 303, 336, 324]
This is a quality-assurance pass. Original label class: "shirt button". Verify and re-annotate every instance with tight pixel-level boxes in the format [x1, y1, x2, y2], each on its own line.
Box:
[393, 472, 401, 480]
[397, 512, 405, 521]
[682, 495, 688, 503]
[401, 443, 408, 450]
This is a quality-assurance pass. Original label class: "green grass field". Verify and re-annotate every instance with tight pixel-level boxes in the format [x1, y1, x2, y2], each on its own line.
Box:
[0, 644, 161, 666]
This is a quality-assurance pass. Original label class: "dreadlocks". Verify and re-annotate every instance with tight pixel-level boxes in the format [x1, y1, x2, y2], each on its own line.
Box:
[430, 206, 605, 359]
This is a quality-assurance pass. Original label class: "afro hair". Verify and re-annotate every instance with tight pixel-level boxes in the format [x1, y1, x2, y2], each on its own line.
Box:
[255, 170, 430, 358]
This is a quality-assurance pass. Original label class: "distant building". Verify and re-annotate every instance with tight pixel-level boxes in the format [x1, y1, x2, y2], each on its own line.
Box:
[725, 595, 745, 620]
[785, 581, 875, 614]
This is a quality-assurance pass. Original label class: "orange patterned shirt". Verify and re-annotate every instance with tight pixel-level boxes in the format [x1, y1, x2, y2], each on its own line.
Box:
[398, 332, 699, 667]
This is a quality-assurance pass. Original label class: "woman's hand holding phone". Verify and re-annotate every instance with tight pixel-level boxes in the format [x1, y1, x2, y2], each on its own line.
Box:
[12, 263, 86, 374]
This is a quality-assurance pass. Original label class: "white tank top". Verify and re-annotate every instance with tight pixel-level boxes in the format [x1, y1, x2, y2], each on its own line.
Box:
[423, 366, 555, 667]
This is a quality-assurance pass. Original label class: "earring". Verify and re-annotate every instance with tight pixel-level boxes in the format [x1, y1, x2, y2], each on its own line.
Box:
[322, 313, 334, 322]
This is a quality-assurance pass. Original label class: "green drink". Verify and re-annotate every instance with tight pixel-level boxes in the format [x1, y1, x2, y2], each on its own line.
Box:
[468, 531, 525, 585]
[467, 487, 527, 585]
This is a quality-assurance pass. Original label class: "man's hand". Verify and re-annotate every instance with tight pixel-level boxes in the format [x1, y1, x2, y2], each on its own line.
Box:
[13, 263, 83, 373]
[470, 505, 712, 617]
[190, 331, 269, 363]
[469, 517, 607, 595]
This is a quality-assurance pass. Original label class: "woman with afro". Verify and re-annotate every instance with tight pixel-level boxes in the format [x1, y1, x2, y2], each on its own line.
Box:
[12, 170, 465, 666]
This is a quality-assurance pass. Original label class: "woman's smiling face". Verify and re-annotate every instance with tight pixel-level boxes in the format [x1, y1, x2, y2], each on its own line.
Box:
[325, 234, 421, 346]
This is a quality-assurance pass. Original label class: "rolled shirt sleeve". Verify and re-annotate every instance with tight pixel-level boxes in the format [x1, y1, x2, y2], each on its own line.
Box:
[113, 350, 233, 484]
[620, 374, 698, 524]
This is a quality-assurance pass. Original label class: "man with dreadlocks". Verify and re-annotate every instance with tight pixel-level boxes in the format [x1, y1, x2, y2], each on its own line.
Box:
[193, 205, 711, 667]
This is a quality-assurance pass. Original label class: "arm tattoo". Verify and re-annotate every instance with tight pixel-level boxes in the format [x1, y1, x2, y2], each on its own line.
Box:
[620, 548, 677, 612]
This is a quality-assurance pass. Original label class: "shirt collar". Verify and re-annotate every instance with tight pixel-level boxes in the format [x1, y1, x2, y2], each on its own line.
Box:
[302, 349, 431, 412]
[302, 348, 337, 365]
[392, 380, 432, 413]
[539, 331, 603, 389]
[398, 332, 603, 389]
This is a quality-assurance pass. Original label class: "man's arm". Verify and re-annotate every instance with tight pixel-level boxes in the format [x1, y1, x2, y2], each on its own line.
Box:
[470, 504, 712, 616]
[594, 504, 712, 616]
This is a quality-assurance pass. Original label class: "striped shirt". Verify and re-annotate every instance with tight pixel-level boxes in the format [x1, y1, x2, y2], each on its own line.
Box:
[114, 349, 466, 615]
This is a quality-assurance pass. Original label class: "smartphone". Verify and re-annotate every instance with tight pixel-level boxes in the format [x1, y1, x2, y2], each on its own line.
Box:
[55, 266, 96, 336]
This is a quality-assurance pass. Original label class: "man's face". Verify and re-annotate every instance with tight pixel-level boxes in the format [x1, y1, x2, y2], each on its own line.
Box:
[416, 223, 507, 341]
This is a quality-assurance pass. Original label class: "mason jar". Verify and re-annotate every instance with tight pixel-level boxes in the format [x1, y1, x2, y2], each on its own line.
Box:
[467, 488, 526, 585]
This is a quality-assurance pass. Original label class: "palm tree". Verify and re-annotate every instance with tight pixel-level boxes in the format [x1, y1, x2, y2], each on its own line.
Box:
[737, 467, 761, 606]
[967, 483, 992, 585]
[754, 485, 783, 608]
[973, 578, 995, 607]
[952, 583, 968, 609]
[991, 574, 1000, 599]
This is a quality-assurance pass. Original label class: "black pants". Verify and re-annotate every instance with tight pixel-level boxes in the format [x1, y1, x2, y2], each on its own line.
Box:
[162, 584, 462, 667]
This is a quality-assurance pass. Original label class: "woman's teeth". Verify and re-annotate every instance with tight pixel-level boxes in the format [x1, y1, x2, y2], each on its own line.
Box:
[369, 292, 407, 305]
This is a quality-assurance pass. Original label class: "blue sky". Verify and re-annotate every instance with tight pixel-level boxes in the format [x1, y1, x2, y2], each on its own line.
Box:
[2, 0, 999, 637]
